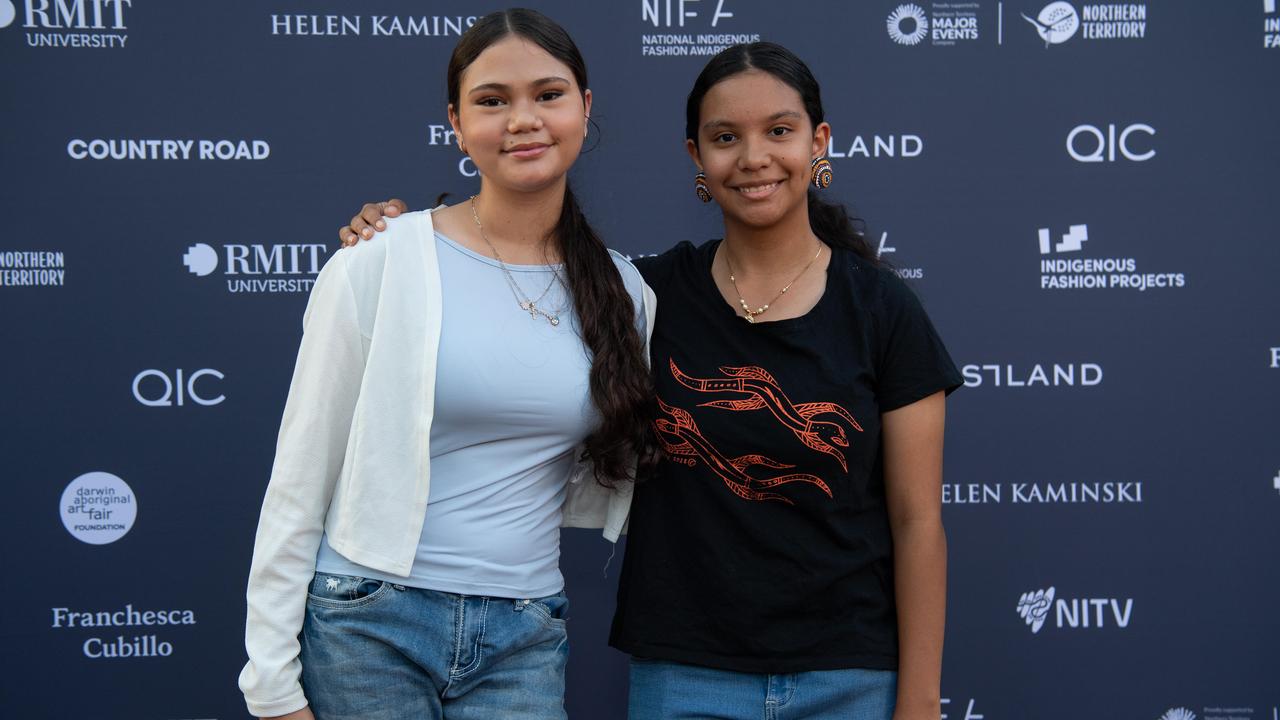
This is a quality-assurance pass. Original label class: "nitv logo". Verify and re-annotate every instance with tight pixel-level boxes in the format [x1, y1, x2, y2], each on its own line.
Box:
[1068, 123, 1155, 162]
[1016, 586, 1134, 633]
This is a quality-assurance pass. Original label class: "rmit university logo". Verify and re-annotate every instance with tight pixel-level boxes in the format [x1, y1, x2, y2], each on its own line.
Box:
[13, 0, 132, 49]
[1017, 586, 1134, 633]
[183, 242, 327, 294]
[1022, 2, 1078, 46]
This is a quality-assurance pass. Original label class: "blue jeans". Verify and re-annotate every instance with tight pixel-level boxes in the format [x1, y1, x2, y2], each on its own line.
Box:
[628, 657, 896, 720]
[299, 572, 569, 720]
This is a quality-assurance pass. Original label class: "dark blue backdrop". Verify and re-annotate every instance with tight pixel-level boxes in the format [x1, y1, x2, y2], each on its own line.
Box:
[2, 1, 1278, 719]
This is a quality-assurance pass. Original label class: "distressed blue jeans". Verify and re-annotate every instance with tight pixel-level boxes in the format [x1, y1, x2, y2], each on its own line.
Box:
[628, 657, 896, 720]
[299, 572, 569, 720]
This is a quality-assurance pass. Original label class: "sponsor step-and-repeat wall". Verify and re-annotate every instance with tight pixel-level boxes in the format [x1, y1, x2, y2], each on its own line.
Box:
[2, 1, 1277, 719]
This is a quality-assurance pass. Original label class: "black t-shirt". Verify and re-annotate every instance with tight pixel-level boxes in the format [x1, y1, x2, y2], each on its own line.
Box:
[610, 239, 962, 674]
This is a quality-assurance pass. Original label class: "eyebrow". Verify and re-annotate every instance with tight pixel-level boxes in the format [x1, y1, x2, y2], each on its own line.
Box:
[467, 76, 572, 95]
[702, 110, 804, 131]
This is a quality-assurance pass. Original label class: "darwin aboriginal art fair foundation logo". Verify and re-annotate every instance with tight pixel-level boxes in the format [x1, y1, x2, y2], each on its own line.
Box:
[60, 471, 136, 544]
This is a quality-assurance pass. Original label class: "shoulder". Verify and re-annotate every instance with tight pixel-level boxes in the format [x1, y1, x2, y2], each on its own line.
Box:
[630, 240, 706, 288]
[333, 210, 437, 285]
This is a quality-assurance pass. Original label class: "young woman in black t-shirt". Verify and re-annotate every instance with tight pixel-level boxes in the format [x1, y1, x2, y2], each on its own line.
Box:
[343, 41, 959, 720]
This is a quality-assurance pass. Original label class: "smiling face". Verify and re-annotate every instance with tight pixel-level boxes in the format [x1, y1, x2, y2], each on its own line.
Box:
[688, 69, 829, 230]
[449, 35, 591, 194]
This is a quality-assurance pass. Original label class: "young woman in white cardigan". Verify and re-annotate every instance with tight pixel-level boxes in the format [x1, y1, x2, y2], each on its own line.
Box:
[239, 10, 655, 720]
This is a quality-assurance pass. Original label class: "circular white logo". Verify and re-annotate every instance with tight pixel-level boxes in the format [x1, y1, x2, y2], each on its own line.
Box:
[182, 243, 218, 276]
[1159, 710, 1196, 720]
[1023, 2, 1079, 45]
[0, 1, 16, 30]
[59, 472, 138, 545]
[887, 4, 929, 46]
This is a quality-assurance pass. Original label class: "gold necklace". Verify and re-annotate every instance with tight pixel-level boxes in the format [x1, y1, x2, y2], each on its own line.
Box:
[724, 241, 824, 324]
[469, 195, 565, 327]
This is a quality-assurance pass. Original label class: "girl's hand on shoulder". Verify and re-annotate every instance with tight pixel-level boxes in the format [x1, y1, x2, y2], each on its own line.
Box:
[338, 198, 409, 247]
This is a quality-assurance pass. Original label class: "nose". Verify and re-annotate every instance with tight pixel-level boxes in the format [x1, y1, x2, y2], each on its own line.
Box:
[736, 136, 772, 171]
[507, 99, 543, 134]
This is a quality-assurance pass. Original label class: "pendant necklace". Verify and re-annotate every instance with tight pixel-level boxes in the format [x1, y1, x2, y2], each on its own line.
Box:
[470, 195, 565, 327]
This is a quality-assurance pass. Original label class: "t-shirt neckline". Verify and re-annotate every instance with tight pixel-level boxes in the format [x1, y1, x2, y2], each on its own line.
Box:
[701, 238, 837, 331]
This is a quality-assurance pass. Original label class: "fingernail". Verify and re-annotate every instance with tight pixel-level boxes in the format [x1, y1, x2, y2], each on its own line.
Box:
[375, 220, 385, 229]
[363, 228, 372, 237]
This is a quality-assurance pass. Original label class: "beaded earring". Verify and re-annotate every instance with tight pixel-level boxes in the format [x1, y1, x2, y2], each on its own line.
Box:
[694, 172, 713, 203]
[810, 157, 833, 189]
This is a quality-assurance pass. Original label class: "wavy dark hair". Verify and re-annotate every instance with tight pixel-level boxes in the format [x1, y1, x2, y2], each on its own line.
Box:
[685, 42, 880, 265]
[448, 9, 653, 485]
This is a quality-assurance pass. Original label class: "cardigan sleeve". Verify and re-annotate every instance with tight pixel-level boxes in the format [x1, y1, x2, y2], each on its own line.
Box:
[238, 249, 366, 718]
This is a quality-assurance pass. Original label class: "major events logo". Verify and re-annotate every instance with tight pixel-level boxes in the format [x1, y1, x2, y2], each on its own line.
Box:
[1020, 2, 1147, 45]
[1037, 222, 1187, 292]
[184, 241, 327, 294]
[4, 0, 133, 49]
[639, 0, 761, 58]
[1016, 586, 1134, 633]
[887, 3, 982, 47]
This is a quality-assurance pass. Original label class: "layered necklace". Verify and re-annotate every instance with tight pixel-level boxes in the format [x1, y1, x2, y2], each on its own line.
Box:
[723, 241, 825, 323]
[469, 195, 565, 327]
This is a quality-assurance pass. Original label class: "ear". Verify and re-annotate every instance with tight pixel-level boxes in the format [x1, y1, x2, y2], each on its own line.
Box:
[447, 103, 464, 150]
[811, 121, 832, 160]
[685, 138, 703, 172]
[582, 89, 593, 137]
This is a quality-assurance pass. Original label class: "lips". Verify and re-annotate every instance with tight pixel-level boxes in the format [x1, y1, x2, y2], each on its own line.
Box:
[505, 142, 551, 158]
[730, 180, 784, 199]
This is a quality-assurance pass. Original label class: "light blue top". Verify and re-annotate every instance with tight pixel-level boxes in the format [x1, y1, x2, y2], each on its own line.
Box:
[316, 230, 646, 598]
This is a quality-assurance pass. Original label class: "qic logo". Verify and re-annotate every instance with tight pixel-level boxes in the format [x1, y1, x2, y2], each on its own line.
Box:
[13, 0, 132, 49]
[1068, 123, 1155, 163]
[1016, 586, 1134, 633]
[132, 369, 224, 407]
[183, 242, 327, 293]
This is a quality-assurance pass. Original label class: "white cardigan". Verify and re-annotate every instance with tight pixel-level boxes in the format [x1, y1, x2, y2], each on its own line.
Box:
[238, 210, 656, 718]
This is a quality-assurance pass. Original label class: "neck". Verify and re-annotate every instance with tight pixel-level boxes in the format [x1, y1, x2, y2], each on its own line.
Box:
[721, 203, 823, 277]
[473, 177, 566, 251]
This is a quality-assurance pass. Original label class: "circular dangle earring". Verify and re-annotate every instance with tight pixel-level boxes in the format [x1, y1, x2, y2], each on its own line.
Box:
[694, 172, 713, 203]
[810, 156, 833, 189]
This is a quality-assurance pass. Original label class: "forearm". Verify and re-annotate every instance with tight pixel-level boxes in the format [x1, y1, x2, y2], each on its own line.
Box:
[891, 517, 947, 717]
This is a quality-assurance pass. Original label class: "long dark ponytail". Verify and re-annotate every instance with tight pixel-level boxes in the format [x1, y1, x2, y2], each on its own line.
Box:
[448, 9, 653, 485]
[685, 42, 880, 266]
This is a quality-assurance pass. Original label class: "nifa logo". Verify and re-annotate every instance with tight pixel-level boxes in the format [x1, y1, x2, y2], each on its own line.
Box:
[1017, 586, 1134, 633]
[642, 0, 733, 28]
